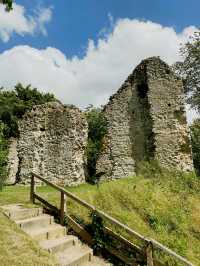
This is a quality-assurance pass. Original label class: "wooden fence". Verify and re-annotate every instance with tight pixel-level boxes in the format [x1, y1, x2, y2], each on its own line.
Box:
[30, 172, 195, 266]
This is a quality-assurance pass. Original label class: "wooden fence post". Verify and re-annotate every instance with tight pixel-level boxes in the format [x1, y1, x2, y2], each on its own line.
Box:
[60, 191, 67, 225]
[30, 173, 35, 203]
[146, 241, 154, 266]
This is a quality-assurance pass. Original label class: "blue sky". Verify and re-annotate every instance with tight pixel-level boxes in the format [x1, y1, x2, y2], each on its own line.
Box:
[0, 0, 199, 56]
[0, 0, 199, 121]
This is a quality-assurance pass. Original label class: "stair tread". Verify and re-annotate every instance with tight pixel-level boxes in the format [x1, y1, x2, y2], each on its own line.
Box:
[27, 223, 65, 236]
[83, 257, 112, 266]
[1, 204, 36, 211]
[15, 214, 51, 223]
[1, 204, 42, 218]
[56, 244, 92, 265]
[40, 235, 76, 250]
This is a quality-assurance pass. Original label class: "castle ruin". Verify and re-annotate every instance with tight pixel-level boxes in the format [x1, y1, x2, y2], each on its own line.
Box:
[96, 57, 193, 179]
[8, 102, 88, 185]
[6, 57, 193, 185]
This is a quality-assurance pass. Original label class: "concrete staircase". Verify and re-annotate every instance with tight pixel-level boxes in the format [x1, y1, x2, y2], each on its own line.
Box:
[2, 204, 111, 266]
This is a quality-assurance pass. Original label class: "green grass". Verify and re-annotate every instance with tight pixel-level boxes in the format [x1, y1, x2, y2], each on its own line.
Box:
[0, 169, 200, 265]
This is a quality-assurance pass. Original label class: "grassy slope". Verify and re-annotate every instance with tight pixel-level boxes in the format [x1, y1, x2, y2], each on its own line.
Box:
[0, 172, 200, 265]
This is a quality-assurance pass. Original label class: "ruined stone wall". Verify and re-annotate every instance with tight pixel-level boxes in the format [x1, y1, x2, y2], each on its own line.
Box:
[96, 82, 136, 179]
[17, 102, 88, 186]
[145, 59, 193, 171]
[96, 57, 193, 179]
[6, 138, 19, 185]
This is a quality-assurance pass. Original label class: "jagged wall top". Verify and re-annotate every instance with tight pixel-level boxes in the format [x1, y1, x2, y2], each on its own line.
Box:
[96, 57, 193, 179]
[17, 101, 88, 185]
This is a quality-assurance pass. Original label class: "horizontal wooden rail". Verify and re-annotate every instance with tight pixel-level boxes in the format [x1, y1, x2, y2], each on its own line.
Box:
[150, 239, 194, 266]
[32, 172, 95, 211]
[30, 172, 195, 266]
[97, 209, 148, 242]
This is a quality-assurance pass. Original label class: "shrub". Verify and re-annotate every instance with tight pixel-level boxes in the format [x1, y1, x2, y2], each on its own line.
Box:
[85, 106, 107, 183]
[136, 160, 164, 178]
[190, 119, 200, 175]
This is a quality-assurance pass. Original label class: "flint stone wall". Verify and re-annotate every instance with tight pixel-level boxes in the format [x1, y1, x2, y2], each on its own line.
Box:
[6, 138, 19, 184]
[17, 102, 88, 186]
[96, 57, 193, 179]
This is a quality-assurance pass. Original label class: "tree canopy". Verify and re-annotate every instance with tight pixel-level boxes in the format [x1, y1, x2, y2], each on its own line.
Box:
[174, 30, 200, 111]
[0, 83, 57, 138]
[0, 0, 13, 11]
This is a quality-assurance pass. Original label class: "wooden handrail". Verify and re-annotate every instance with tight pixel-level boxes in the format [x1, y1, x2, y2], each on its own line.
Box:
[32, 172, 95, 211]
[30, 172, 195, 266]
[149, 239, 194, 266]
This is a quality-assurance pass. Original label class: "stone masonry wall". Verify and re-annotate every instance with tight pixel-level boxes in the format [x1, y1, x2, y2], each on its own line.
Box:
[96, 57, 193, 179]
[6, 138, 19, 185]
[17, 102, 88, 186]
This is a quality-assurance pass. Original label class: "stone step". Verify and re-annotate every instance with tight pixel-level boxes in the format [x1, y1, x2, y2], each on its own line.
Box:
[40, 236, 77, 254]
[16, 214, 54, 231]
[27, 224, 66, 241]
[1, 204, 43, 220]
[82, 258, 112, 266]
[2, 204, 112, 266]
[82, 255, 113, 266]
[56, 245, 93, 266]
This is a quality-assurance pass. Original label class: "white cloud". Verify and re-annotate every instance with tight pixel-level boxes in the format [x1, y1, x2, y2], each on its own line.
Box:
[0, 3, 52, 42]
[36, 6, 53, 36]
[0, 18, 198, 122]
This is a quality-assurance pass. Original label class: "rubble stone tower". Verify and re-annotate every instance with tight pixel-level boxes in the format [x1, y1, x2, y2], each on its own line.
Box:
[96, 57, 193, 179]
[17, 102, 88, 186]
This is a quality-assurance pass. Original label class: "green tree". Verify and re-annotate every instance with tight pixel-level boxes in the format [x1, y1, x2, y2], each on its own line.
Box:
[85, 106, 107, 182]
[0, 84, 57, 186]
[173, 30, 200, 111]
[190, 119, 200, 175]
[0, 0, 13, 11]
[0, 83, 57, 138]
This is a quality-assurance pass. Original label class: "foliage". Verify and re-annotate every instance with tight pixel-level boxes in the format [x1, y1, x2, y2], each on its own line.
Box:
[85, 106, 107, 182]
[136, 160, 164, 178]
[190, 119, 200, 175]
[90, 211, 106, 254]
[0, 83, 56, 138]
[173, 30, 200, 111]
[0, 0, 13, 11]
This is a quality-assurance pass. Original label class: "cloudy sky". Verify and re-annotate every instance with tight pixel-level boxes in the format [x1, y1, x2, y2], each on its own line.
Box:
[0, 0, 199, 122]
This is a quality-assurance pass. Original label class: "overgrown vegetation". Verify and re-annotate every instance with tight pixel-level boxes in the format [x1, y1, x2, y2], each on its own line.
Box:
[85, 106, 107, 183]
[0, 83, 57, 187]
[190, 119, 200, 175]
[90, 211, 107, 255]
[0, 163, 199, 265]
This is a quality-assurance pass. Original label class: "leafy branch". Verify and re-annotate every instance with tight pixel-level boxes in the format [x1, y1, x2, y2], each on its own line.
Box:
[0, 0, 13, 11]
